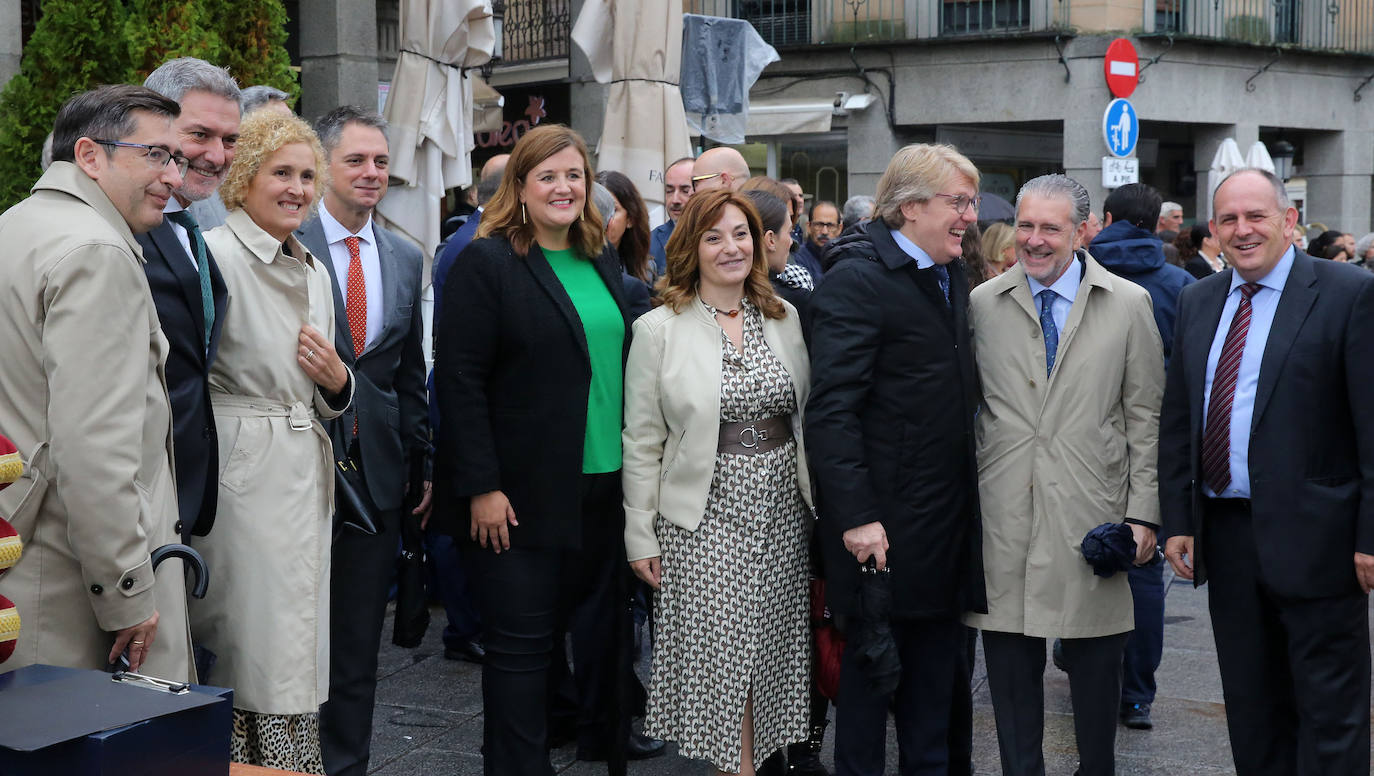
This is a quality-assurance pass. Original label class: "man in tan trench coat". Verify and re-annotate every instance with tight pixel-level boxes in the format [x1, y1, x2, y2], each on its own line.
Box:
[967, 174, 1164, 776]
[0, 85, 193, 680]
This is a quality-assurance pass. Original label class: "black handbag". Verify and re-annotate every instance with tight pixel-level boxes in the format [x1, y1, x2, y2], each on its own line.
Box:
[392, 453, 431, 648]
[334, 458, 379, 535]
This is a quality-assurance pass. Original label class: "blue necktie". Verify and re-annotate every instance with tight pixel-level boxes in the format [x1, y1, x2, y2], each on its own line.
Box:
[167, 209, 214, 348]
[1038, 289, 1059, 377]
[933, 263, 950, 307]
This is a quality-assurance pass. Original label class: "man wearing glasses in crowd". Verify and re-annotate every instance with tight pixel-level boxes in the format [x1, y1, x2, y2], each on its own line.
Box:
[690, 146, 750, 192]
[0, 85, 195, 682]
[796, 199, 839, 280]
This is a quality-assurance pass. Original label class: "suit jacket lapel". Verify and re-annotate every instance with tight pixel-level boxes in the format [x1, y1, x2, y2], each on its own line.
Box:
[150, 220, 207, 348]
[525, 244, 590, 361]
[205, 246, 229, 366]
[301, 219, 356, 362]
[1184, 273, 1232, 449]
[368, 229, 401, 359]
[1252, 252, 1318, 430]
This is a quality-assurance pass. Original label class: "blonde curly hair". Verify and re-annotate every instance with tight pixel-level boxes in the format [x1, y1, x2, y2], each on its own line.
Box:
[219, 111, 328, 213]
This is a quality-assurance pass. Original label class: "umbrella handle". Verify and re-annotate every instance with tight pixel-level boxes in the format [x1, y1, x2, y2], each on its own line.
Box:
[151, 543, 210, 599]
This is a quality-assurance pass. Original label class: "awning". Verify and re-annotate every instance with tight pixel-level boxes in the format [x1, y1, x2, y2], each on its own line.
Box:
[743, 98, 834, 136]
[472, 76, 504, 134]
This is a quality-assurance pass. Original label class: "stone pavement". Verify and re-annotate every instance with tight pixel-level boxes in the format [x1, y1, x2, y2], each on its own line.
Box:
[364, 567, 1372, 775]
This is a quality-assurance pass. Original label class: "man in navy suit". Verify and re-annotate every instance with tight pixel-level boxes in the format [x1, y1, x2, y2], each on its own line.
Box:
[296, 106, 429, 776]
[1160, 168, 1374, 775]
[138, 58, 240, 540]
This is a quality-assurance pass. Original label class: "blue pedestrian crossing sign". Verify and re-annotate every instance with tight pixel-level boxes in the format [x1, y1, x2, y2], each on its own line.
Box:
[1103, 98, 1138, 158]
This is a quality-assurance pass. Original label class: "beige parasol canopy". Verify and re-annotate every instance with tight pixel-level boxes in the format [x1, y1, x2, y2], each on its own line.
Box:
[377, 0, 495, 266]
[572, 0, 693, 217]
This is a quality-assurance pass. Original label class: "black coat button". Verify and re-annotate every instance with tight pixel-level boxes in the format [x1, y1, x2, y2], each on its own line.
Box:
[175, 520, 184, 534]
[90, 584, 103, 595]
[121, 578, 135, 590]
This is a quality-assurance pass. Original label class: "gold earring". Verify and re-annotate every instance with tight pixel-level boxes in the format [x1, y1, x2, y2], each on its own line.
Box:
[521, 203, 526, 224]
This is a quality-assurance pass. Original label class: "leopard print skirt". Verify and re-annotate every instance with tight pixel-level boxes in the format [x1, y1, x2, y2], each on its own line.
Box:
[231, 709, 325, 774]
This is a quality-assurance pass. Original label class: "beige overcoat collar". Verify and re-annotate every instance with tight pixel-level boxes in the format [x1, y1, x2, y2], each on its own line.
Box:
[31, 161, 144, 260]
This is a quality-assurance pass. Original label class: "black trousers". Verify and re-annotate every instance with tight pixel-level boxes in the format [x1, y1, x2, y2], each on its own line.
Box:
[834, 616, 968, 776]
[1203, 498, 1371, 776]
[981, 629, 1127, 776]
[467, 471, 625, 776]
[320, 505, 401, 776]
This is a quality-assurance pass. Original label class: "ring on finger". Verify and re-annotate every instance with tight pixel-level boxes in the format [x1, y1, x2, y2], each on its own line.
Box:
[306, 349, 315, 360]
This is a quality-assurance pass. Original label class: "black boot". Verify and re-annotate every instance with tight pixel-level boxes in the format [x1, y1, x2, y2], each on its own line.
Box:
[784, 721, 830, 775]
[759, 750, 788, 776]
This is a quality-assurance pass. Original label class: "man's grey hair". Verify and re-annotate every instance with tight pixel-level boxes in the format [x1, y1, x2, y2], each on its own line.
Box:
[313, 105, 388, 156]
[477, 165, 505, 205]
[143, 57, 241, 109]
[874, 143, 980, 229]
[1355, 232, 1374, 260]
[1212, 167, 1291, 213]
[240, 85, 291, 115]
[1159, 200, 1182, 219]
[591, 181, 616, 223]
[842, 195, 875, 228]
[1016, 174, 1091, 228]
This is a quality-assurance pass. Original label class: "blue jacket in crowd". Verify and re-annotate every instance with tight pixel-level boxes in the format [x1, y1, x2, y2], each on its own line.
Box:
[1088, 220, 1194, 364]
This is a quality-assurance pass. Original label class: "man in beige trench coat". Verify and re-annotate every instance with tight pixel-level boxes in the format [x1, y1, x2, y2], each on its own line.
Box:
[967, 174, 1164, 776]
[0, 85, 193, 680]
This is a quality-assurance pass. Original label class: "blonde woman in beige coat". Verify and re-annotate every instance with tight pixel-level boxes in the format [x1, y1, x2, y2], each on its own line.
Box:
[190, 112, 352, 774]
[0, 86, 192, 681]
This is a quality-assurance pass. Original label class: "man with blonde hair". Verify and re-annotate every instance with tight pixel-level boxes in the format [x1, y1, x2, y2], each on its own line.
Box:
[806, 143, 987, 774]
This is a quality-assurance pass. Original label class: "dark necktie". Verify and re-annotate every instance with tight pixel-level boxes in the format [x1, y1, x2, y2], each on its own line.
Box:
[932, 263, 950, 307]
[1201, 283, 1262, 494]
[166, 209, 214, 348]
[1038, 289, 1059, 377]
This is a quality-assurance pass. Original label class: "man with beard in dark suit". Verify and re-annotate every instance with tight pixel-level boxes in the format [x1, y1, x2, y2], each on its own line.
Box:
[139, 57, 240, 541]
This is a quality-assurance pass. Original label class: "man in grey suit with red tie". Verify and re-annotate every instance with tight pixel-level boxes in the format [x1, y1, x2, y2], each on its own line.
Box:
[139, 58, 240, 540]
[296, 105, 429, 776]
[1159, 167, 1374, 775]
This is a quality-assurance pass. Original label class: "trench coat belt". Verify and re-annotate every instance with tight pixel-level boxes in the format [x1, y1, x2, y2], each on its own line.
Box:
[211, 394, 316, 431]
[718, 415, 792, 455]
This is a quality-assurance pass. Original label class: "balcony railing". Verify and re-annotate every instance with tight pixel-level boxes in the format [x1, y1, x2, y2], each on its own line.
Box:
[503, 0, 572, 64]
[685, 0, 1071, 45]
[1150, 0, 1373, 54]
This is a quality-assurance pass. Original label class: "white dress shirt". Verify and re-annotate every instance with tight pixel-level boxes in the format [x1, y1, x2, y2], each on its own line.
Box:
[1026, 255, 1083, 334]
[1201, 246, 1295, 498]
[163, 197, 198, 272]
[319, 203, 383, 351]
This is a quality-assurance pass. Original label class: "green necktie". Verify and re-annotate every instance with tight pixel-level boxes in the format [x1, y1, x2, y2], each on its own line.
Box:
[167, 209, 214, 348]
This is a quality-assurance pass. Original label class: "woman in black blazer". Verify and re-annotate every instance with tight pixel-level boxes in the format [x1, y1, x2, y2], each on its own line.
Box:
[432, 125, 633, 775]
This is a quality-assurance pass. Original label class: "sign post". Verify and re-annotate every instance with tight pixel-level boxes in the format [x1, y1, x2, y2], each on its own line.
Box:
[1104, 38, 1139, 99]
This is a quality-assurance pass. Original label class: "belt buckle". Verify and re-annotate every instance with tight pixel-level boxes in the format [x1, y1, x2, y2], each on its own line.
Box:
[738, 424, 758, 449]
[288, 402, 312, 431]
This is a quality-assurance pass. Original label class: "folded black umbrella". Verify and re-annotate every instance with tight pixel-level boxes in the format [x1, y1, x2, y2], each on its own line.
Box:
[393, 453, 431, 648]
[850, 560, 901, 696]
[1080, 522, 1137, 578]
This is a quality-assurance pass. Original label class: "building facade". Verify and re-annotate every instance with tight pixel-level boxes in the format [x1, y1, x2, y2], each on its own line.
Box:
[6, 0, 1372, 230]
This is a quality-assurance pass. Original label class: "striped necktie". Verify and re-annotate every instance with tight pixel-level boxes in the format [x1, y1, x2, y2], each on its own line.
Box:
[1201, 283, 1262, 494]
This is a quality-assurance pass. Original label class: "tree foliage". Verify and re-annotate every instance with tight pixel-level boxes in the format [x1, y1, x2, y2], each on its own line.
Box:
[0, 0, 134, 210]
[0, 0, 299, 211]
[125, 0, 221, 82]
[207, 0, 299, 104]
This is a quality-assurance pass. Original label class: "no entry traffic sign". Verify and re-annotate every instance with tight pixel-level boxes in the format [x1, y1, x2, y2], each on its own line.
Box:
[1104, 38, 1138, 99]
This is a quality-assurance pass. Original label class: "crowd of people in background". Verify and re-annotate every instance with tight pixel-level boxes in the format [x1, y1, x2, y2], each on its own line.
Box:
[0, 56, 1371, 776]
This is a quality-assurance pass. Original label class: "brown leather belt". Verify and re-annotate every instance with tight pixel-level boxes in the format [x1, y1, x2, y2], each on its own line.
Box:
[718, 416, 792, 455]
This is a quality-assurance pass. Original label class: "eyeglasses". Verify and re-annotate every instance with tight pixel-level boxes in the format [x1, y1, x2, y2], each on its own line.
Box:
[690, 171, 724, 190]
[932, 193, 981, 215]
[810, 221, 839, 232]
[92, 140, 190, 177]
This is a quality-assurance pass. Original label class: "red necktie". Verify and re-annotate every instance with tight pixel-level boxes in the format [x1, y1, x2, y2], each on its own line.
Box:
[1201, 283, 1261, 494]
[345, 236, 365, 436]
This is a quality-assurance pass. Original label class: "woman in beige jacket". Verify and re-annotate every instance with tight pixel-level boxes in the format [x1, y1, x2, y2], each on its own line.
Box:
[192, 112, 352, 774]
[622, 189, 813, 776]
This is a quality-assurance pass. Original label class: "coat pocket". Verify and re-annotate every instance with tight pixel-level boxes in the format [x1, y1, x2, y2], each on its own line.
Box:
[218, 418, 270, 495]
[0, 443, 49, 545]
